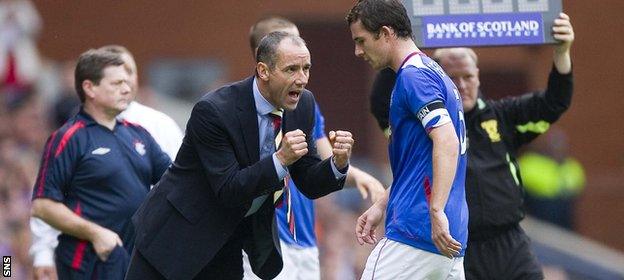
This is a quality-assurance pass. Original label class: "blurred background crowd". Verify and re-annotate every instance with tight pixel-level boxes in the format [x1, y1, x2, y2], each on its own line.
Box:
[0, 0, 622, 279]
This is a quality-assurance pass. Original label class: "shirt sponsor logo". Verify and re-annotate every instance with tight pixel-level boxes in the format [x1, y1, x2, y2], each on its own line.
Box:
[91, 147, 111, 155]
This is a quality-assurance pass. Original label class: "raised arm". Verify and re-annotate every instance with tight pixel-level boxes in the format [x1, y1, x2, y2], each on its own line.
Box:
[496, 14, 575, 148]
[552, 13, 574, 75]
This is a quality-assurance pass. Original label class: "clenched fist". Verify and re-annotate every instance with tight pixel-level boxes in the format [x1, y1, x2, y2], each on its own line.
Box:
[329, 130, 354, 169]
[276, 129, 308, 166]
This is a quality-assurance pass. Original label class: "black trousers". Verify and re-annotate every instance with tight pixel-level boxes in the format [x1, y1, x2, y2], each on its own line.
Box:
[465, 224, 544, 280]
[125, 222, 249, 280]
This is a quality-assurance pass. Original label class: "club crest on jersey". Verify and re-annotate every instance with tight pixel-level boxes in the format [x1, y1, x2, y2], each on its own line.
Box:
[481, 120, 501, 142]
[134, 141, 146, 155]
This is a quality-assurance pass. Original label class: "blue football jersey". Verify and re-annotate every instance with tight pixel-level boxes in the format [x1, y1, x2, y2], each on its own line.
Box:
[385, 52, 468, 256]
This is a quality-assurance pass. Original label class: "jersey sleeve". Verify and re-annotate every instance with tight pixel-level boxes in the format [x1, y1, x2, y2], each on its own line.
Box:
[398, 68, 451, 133]
[313, 102, 326, 140]
[32, 123, 84, 202]
[495, 65, 573, 149]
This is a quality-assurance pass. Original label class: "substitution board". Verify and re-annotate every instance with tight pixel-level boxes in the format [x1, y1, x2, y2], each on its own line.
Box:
[405, 0, 563, 47]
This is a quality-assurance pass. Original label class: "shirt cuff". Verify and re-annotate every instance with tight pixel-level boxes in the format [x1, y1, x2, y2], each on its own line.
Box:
[272, 153, 288, 180]
[330, 156, 349, 180]
[32, 249, 55, 267]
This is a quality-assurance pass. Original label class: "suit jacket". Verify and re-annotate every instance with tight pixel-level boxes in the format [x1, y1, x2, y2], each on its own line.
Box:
[132, 76, 345, 280]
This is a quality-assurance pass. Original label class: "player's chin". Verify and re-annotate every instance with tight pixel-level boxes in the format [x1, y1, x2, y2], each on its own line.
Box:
[282, 95, 300, 111]
[371, 62, 384, 71]
[117, 103, 130, 112]
[462, 98, 476, 111]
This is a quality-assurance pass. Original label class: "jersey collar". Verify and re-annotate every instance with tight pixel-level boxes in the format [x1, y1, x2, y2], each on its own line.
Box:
[76, 107, 122, 127]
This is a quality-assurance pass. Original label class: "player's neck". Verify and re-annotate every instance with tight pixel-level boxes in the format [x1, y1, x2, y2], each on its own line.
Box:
[83, 103, 119, 130]
[390, 39, 421, 72]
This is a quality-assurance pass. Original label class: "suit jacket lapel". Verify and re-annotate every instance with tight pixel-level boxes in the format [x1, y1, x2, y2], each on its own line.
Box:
[236, 77, 260, 163]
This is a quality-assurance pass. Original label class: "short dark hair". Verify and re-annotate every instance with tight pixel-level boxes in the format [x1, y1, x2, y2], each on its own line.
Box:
[99, 44, 133, 57]
[370, 68, 396, 131]
[249, 16, 297, 52]
[256, 31, 306, 71]
[74, 49, 124, 103]
[346, 0, 413, 39]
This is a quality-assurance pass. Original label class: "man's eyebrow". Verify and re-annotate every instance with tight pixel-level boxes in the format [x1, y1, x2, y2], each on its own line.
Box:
[282, 63, 299, 69]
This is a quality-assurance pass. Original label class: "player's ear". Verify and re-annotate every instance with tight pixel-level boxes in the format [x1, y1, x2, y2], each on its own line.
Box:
[83, 80, 96, 99]
[257, 62, 270, 81]
[380, 26, 393, 41]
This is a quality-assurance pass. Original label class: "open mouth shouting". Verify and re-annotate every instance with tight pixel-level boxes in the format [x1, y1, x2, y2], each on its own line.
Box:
[288, 90, 301, 103]
[281, 90, 302, 110]
[288, 90, 301, 98]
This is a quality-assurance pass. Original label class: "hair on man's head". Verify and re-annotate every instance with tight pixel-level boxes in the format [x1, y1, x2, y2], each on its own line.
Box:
[74, 49, 124, 103]
[249, 16, 298, 53]
[346, 0, 413, 39]
[255, 31, 306, 71]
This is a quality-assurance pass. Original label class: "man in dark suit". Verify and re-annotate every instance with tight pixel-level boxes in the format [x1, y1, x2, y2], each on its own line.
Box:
[125, 32, 353, 280]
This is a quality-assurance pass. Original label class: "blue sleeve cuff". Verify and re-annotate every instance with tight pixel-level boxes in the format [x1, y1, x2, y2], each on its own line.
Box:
[272, 153, 289, 180]
[330, 156, 349, 180]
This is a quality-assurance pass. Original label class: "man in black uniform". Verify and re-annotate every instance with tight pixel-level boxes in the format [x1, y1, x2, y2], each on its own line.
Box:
[368, 13, 574, 279]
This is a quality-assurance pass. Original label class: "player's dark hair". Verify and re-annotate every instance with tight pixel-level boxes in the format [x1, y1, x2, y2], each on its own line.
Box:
[346, 0, 413, 39]
[370, 68, 396, 130]
[74, 49, 124, 103]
